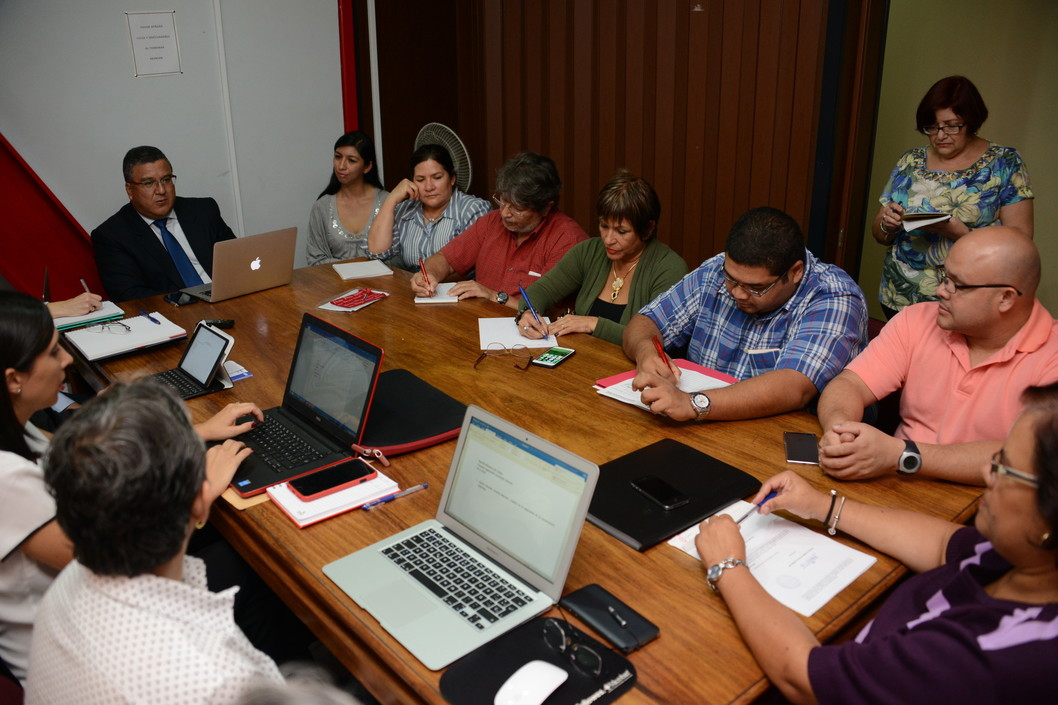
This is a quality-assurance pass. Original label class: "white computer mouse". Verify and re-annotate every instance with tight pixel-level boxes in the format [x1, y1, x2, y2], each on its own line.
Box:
[493, 659, 569, 705]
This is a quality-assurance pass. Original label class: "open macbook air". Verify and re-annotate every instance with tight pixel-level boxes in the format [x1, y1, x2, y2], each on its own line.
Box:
[182, 226, 296, 303]
[323, 405, 600, 670]
[229, 313, 383, 497]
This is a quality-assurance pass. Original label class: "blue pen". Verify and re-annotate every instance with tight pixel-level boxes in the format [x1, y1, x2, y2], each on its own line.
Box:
[362, 483, 428, 511]
[735, 491, 778, 525]
[517, 285, 543, 327]
[139, 310, 160, 325]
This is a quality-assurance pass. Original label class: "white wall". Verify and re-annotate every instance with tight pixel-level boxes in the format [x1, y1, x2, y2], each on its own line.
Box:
[858, 0, 1058, 317]
[0, 0, 344, 267]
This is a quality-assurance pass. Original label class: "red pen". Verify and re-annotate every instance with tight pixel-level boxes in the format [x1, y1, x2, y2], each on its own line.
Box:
[651, 335, 666, 362]
[418, 257, 432, 290]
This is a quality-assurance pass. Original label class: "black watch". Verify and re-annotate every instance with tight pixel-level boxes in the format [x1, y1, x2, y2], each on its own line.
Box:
[897, 439, 922, 475]
[496, 291, 509, 305]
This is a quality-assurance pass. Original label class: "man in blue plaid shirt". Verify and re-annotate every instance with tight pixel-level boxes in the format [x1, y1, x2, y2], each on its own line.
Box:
[622, 207, 867, 421]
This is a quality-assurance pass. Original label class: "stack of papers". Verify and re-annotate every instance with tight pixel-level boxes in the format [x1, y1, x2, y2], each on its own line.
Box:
[594, 360, 735, 411]
[668, 500, 876, 617]
[63, 312, 186, 361]
[901, 212, 951, 231]
[478, 316, 557, 349]
[52, 301, 125, 331]
[267, 470, 399, 527]
[332, 260, 393, 280]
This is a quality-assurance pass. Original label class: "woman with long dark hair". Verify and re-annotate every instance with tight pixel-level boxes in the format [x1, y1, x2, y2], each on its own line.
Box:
[306, 131, 389, 264]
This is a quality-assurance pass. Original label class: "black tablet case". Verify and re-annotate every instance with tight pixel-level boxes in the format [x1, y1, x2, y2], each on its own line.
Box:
[587, 439, 761, 551]
[359, 369, 466, 456]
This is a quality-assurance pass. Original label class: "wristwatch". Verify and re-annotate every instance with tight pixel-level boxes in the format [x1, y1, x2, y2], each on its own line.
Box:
[897, 439, 922, 475]
[495, 291, 509, 305]
[706, 558, 748, 593]
[689, 392, 712, 420]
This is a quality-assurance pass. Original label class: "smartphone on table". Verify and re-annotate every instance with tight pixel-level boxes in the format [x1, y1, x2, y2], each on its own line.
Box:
[783, 431, 819, 465]
[289, 458, 377, 500]
[164, 291, 198, 307]
[630, 475, 690, 510]
[531, 346, 575, 368]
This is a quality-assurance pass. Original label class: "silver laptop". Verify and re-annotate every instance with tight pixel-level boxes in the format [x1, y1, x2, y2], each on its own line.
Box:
[182, 227, 296, 302]
[323, 406, 599, 670]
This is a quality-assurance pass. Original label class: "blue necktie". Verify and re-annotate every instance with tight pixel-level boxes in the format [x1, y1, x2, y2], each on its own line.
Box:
[154, 219, 203, 287]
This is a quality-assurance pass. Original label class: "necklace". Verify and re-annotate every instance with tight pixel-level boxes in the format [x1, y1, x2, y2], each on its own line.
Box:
[610, 256, 642, 302]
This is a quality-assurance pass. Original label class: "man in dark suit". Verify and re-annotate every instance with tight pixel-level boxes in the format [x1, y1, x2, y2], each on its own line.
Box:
[92, 146, 236, 302]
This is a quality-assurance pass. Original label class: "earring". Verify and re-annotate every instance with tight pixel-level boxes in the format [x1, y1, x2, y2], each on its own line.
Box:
[1041, 532, 1052, 546]
[195, 520, 206, 530]
[15, 387, 21, 394]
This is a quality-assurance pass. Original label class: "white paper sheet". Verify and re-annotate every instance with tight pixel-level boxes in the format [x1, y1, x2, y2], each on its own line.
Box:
[478, 317, 557, 349]
[596, 370, 731, 411]
[668, 500, 876, 617]
[331, 260, 393, 279]
[414, 281, 460, 304]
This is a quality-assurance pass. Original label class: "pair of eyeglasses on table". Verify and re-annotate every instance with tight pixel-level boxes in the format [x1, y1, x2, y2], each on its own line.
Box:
[474, 342, 534, 370]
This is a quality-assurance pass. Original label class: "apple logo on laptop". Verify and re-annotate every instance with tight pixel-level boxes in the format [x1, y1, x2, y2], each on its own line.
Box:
[250, 257, 262, 271]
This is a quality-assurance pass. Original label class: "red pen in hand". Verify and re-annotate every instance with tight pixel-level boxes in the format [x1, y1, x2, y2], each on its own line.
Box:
[651, 335, 667, 362]
[418, 257, 432, 292]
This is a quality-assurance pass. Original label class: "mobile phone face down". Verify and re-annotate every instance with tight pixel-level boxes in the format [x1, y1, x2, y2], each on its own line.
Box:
[164, 291, 199, 307]
[630, 475, 689, 510]
[784, 431, 819, 465]
[531, 346, 575, 368]
[289, 458, 377, 500]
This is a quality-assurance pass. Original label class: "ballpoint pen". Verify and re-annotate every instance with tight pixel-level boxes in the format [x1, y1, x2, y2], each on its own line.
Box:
[139, 310, 160, 325]
[651, 335, 667, 362]
[418, 258, 432, 291]
[517, 285, 543, 327]
[80, 278, 91, 294]
[735, 491, 778, 524]
[362, 483, 428, 511]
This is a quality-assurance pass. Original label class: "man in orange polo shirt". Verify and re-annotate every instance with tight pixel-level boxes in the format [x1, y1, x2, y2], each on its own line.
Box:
[817, 227, 1058, 485]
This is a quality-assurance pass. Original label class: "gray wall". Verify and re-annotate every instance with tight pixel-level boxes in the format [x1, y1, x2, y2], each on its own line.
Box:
[0, 0, 345, 267]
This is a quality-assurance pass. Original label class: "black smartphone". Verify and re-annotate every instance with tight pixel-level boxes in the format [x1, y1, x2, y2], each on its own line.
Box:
[783, 431, 819, 465]
[531, 346, 576, 368]
[288, 458, 377, 500]
[164, 291, 198, 307]
[630, 475, 689, 510]
[560, 583, 659, 653]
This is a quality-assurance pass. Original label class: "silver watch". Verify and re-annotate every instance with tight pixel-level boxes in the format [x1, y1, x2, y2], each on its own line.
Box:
[706, 558, 748, 593]
[690, 392, 712, 419]
[496, 290, 509, 305]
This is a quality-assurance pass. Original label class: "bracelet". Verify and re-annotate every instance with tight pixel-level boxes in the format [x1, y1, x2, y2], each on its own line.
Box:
[823, 489, 838, 525]
[878, 220, 892, 236]
[827, 495, 847, 536]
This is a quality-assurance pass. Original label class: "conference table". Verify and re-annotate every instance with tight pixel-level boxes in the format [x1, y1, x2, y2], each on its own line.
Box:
[75, 264, 982, 705]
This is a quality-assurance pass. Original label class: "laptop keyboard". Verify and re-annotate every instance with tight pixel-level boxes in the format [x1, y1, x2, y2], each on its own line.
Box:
[381, 527, 531, 630]
[239, 418, 325, 471]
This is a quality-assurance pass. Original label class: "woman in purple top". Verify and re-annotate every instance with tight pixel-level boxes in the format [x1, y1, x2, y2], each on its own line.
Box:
[695, 384, 1058, 705]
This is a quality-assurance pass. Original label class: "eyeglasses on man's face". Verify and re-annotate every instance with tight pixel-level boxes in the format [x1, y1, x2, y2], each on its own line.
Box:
[492, 195, 527, 218]
[722, 267, 788, 298]
[921, 123, 965, 136]
[128, 175, 177, 190]
[936, 267, 1023, 297]
[990, 451, 1038, 488]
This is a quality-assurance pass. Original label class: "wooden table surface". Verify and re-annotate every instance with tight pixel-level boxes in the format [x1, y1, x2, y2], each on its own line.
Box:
[78, 264, 982, 705]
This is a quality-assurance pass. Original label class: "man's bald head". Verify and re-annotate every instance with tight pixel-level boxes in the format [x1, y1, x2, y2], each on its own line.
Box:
[949, 227, 1040, 297]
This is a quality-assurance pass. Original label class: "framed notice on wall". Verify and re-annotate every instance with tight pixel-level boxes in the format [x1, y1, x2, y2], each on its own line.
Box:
[126, 11, 182, 77]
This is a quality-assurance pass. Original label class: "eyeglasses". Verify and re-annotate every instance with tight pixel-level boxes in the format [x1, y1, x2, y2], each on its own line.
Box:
[128, 175, 177, 190]
[542, 618, 602, 678]
[990, 451, 1038, 488]
[921, 123, 965, 136]
[722, 266, 788, 298]
[474, 343, 533, 370]
[492, 195, 527, 218]
[90, 321, 131, 335]
[937, 267, 1023, 296]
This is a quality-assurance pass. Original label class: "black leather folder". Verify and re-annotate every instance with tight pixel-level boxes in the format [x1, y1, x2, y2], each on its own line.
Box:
[587, 439, 761, 551]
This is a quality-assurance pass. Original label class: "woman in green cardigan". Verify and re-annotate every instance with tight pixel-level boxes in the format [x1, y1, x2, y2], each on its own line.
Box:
[516, 170, 687, 345]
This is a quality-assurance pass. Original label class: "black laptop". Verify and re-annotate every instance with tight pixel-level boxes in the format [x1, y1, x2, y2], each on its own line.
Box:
[230, 314, 384, 497]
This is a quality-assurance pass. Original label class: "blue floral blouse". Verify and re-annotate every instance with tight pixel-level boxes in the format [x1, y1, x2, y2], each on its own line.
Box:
[878, 142, 1033, 310]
